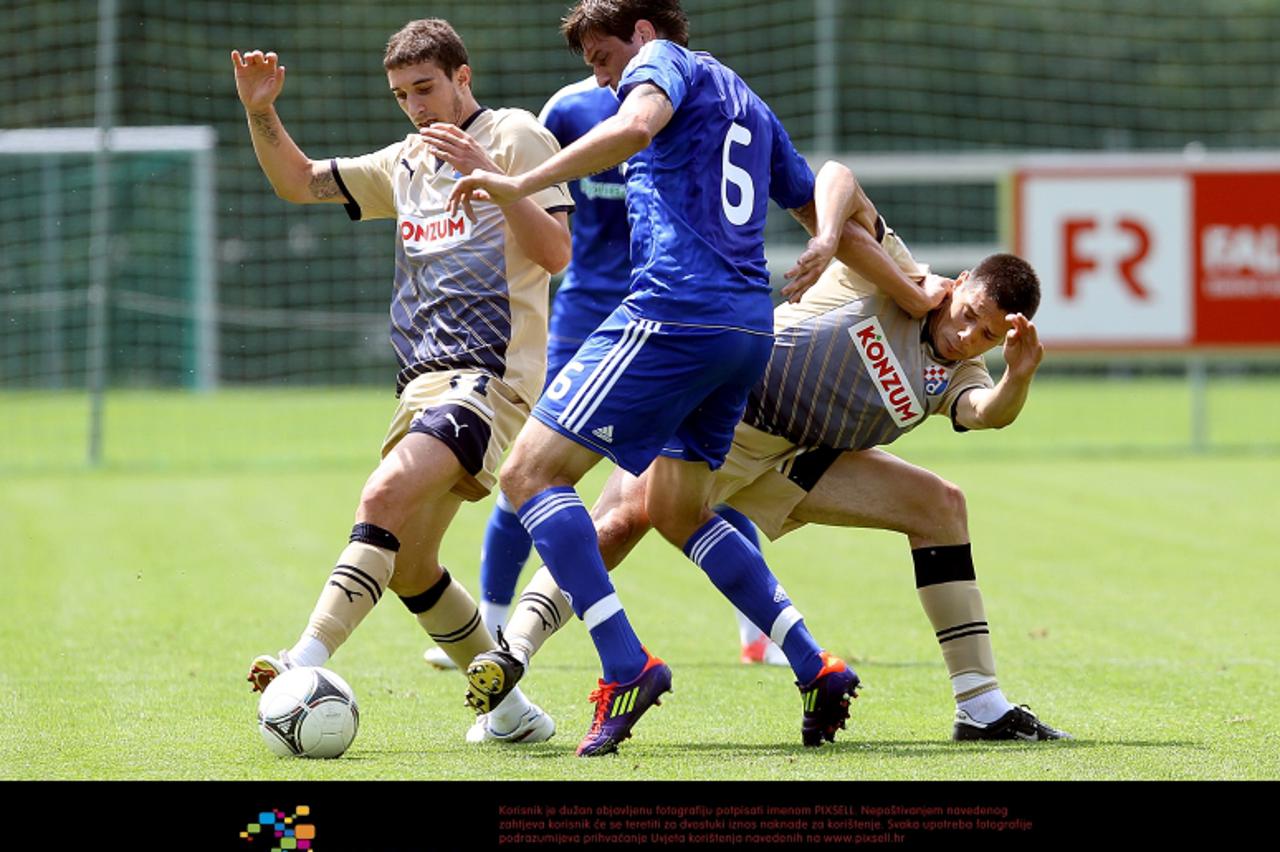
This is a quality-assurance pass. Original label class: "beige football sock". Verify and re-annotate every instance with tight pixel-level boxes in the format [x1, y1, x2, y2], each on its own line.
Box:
[303, 526, 399, 656]
[401, 569, 534, 726]
[503, 565, 572, 666]
[400, 568, 496, 670]
[912, 544, 999, 701]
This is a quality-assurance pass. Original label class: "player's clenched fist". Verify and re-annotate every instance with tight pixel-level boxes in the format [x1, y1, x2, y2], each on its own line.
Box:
[231, 50, 287, 112]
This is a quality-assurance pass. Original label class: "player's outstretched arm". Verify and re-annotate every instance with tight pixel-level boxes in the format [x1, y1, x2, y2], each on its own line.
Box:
[954, 314, 1044, 429]
[231, 50, 342, 205]
[449, 82, 673, 218]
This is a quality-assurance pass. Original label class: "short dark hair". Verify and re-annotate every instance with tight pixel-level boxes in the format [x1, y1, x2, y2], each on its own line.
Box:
[970, 253, 1040, 319]
[561, 0, 690, 53]
[383, 19, 469, 75]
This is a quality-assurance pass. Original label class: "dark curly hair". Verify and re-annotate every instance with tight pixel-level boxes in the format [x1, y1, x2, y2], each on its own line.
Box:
[383, 19, 469, 76]
[561, 0, 690, 53]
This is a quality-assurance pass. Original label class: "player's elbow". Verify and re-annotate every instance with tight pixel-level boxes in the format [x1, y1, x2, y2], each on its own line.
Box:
[816, 160, 855, 196]
[978, 409, 1018, 430]
[271, 160, 326, 205]
[272, 183, 310, 204]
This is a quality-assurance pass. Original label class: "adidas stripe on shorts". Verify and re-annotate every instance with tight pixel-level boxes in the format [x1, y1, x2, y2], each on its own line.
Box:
[531, 303, 772, 475]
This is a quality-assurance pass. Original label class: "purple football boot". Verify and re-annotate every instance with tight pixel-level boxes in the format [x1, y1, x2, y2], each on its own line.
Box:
[576, 651, 673, 757]
[798, 651, 860, 747]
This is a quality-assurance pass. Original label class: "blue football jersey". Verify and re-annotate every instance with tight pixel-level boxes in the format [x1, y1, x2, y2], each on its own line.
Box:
[539, 79, 632, 345]
[617, 40, 815, 333]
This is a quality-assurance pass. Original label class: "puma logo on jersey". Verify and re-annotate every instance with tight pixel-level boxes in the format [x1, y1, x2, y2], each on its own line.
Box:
[401, 158, 417, 180]
[445, 412, 469, 437]
[592, 425, 614, 444]
[850, 318, 923, 427]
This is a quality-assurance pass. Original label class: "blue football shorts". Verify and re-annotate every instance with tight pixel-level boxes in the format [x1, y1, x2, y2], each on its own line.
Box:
[531, 304, 773, 475]
[545, 331, 586, 393]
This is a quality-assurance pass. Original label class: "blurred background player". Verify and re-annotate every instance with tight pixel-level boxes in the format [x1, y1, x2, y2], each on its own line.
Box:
[449, 0, 942, 755]
[497, 167, 1070, 741]
[232, 18, 573, 743]
[421, 74, 783, 671]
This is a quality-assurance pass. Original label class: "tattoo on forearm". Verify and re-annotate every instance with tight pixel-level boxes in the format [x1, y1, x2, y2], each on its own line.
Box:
[308, 170, 341, 200]
[249, 112, 280, 147]
[639, 87, 672, 109]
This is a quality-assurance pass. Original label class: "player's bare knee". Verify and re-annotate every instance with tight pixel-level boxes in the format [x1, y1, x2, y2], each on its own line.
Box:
[357, 469, 412, 532]
[498, 462, 538, 512]
[596, 504, 652, 570]
[927, 479, 969, 542]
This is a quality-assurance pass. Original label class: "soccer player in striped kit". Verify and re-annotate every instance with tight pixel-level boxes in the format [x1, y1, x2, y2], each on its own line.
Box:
[233, 18, 574, 743]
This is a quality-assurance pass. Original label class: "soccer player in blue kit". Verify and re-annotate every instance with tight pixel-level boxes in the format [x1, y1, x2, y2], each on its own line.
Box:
[424, 75, 779, 674]
[448, 0, 940, 755]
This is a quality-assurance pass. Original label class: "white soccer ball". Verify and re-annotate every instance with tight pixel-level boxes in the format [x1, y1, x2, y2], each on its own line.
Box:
[257, 666, 359, 758]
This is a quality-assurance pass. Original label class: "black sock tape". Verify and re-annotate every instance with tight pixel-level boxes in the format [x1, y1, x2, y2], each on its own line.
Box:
[912, 544, 975, 588]
[350, 522, 401, 552]
[399, 568, 453, 614]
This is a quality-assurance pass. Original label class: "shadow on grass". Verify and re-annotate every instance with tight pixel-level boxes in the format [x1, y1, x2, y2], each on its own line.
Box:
[533, 737, 1199, 759]
[355, 736, 1198, 764]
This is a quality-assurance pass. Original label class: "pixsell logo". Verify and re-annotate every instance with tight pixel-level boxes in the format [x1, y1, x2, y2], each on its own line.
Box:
[240, 806, 317, 850]
[849, 318, 923, 427]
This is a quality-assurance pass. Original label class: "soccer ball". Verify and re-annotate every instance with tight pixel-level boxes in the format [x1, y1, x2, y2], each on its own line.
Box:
[257, 666, 359, 758]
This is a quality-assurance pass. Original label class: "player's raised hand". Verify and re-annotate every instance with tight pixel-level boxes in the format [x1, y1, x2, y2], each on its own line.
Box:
[448, 170, 524, 221]
[232, 50, 286, 111]
[420, 123, 500, 177]
[781, 233, 838, 302]
[1002, 313, 1043, 378]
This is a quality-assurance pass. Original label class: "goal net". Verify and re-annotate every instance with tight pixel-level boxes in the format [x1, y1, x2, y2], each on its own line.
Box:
[2, 0, 1276, 469]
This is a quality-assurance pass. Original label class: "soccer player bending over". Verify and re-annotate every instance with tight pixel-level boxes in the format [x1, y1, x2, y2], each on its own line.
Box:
[449, 0, 945, 756]
[232, 18, 573, 743]
[500, 174, 1071, 742]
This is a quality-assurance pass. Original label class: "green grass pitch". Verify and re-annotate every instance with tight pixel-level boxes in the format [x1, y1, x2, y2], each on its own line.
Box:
[1, 376, 1278, 780]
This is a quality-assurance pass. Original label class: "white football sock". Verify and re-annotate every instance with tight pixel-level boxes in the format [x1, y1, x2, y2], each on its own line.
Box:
[287, 635, 330, 668]
[480, 601, 510, 639]
[957, 686, 1014, 724]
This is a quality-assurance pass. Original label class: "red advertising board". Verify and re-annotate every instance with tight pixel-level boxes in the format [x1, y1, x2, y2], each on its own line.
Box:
[1193, 172, 1280, 344]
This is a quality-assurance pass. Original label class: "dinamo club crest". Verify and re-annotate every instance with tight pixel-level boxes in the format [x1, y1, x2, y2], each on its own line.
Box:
[923, 364, 952, 396]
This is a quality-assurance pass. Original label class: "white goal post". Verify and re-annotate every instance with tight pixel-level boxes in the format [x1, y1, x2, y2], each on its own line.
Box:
[0, 125, 218, 390]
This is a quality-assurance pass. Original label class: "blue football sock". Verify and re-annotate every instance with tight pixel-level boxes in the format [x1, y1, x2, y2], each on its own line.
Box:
[684, 515, 823, 683]
[714, 503, 760, 550]
[517, 486, 646, 683]
[479, 492, 533, 606]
